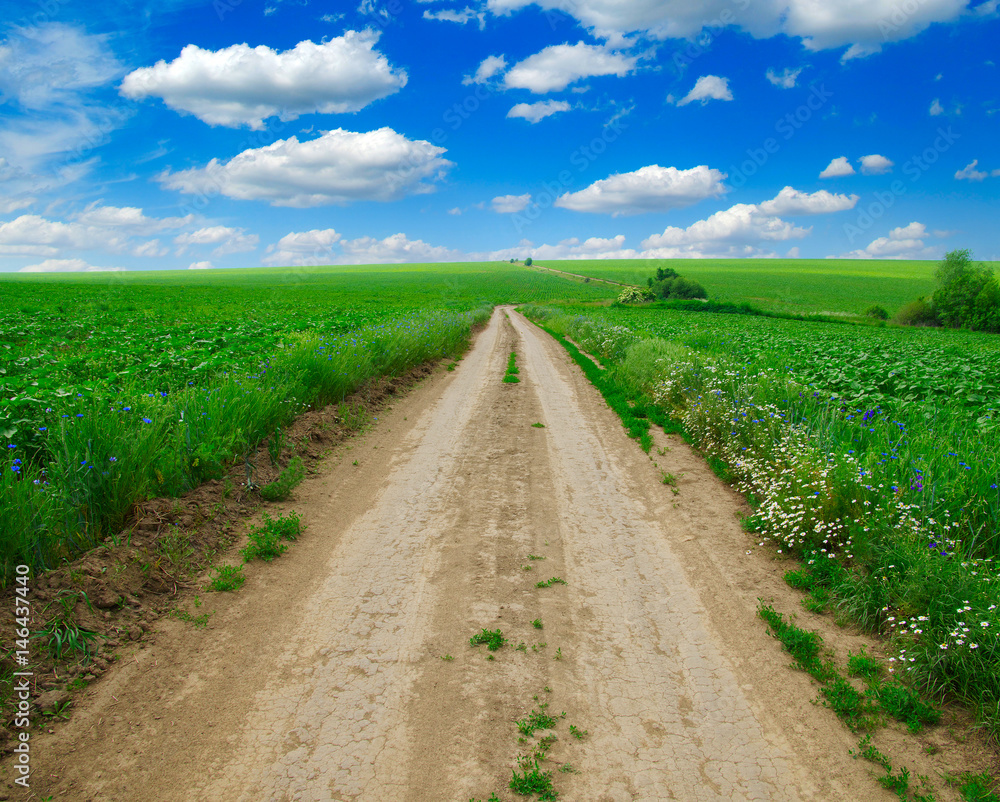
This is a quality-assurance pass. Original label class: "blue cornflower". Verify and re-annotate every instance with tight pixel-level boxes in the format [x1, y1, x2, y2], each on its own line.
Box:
[76, 413, 84, 418]
[109, 456, 117, 463]
[142, 417, 152, 423]
[6, 444, 15, 449]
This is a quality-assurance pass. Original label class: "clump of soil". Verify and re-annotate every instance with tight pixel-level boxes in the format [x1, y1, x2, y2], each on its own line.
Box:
[0, 364, 434, 749]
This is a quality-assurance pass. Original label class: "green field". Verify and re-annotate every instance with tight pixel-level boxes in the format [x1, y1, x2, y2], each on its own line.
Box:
[3, 257, 1000, 738]
[532, 257, 998, 317]
[0, 262, 617, 581]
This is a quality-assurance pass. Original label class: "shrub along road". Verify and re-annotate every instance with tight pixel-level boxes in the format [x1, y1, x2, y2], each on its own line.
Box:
[15, 307, 987, 800]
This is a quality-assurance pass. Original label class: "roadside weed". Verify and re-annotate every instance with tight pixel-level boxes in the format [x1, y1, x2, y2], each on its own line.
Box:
[241, 511, 300, 562]
[470, 628, 507, 651]
[207, 564, 245, 592]
[260, 456, 305, 501]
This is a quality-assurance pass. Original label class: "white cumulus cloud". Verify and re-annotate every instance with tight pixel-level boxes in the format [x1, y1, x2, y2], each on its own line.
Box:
[188, 260, 214, 270]
[71, 203, 195, 234]
[483, 1, 976, 59]
[338, 232, 466, 264]
[820, 156, 856, 178]
[766, 67, 803, 88]
[860, 154, 895, 174]
[930, 98, 945, 115]
[555, 164, 727, 217]
[463, 54, 507, 85]
[120, 31, 407, 129]
[640, 202, 810, 258]
[174, 225, 259, 256]
[18, 258, 123, 272]
[759, 186, 859, 216]
[0, 214, 127, 257]
[492, 194, 533, 213]
[841, 221, 936, 259]
[504, 42, 637, 93]
[263, 228, 343, 266]
[157, 128, 453, 207]
[955, 159, 1000, 180]
[507, 100, 571, 123]
[676, 75, 733, 106]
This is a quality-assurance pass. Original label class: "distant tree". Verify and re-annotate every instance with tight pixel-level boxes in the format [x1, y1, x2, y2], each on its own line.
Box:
[864, 305, 889, 320]
[509, 258, 515, 263]
[931, 248, 1000, 332]
[650, 275, 708, 300]
[525, 257, 533, 266]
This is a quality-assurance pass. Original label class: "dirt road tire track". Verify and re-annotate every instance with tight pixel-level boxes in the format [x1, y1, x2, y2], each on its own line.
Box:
[13, 306, 980, 800]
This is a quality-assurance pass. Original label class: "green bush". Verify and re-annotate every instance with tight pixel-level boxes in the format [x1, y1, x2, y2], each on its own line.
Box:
[864, 305, 889, 320]
[892, 297, 938, 327]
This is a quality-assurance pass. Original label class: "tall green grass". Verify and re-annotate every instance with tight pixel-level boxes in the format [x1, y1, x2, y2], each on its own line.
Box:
[0, 309, 488, 583]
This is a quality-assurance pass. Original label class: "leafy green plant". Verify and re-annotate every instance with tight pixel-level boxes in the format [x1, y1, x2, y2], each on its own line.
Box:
[536, 577, 567, 588]
[532, 619, 543, 629]
[503, 351, 521, 383]
[470, 628, 507, 651]
[208, 564, 245, 592]
[241, 511, 300, 562]
[531, 422, 545, 428]
[33, 590, 99, 663]
[510, 760, 557, 800]
[517, 706, 558, 737]
[267, 427, 286, 466]
[260, 456, 305, 501]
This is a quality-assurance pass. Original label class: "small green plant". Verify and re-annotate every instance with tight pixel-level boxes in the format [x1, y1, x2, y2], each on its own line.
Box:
[568, 725, 587, 740]
[447, 362, 458, 371]
[504, 351, 521, 383]
[34, 590, 100, 663]
[532, 619, 543, 629]
[531, 422, 545, 428]
[945, 771, 1000, 801]
[536, 577, 567, 588]
[241, 511, 301, 562]
[869, 683, 940, 733]
[172, 607, 212, 628]
[208, 564, 245, 592]
[441, 654, 454, 661]
[660, 471, 677, 487]
[260, 456, 306, 501]
[517, 706, 558, 736]
[847, 647, 882, 680]
[40, 699, 72, 720]
[268, 427, 286, 466]
[470, 628, 507, 651]
[527, 554, 545, 561]
[554, 647, 563, 660]
[510, 761, 557, 800]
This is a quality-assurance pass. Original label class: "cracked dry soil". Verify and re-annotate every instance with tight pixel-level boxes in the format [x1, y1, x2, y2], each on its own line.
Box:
[10, 306, 987, 801]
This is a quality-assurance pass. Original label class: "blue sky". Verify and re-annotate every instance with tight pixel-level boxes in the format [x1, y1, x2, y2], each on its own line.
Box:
[0, 0, 997, 273]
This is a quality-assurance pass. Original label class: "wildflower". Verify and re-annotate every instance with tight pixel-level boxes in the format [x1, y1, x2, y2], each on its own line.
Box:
[142, 417, 152, 424]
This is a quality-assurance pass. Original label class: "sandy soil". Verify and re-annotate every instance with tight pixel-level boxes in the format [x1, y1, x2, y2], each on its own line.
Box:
[9, 306, 990, 801]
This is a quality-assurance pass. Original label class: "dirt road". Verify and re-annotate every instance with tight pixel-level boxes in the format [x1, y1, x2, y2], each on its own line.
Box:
[20, 306, 959, 800]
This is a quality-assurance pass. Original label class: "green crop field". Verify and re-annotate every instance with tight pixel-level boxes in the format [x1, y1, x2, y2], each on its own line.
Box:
[3, 257, 1000, 740]
[531, 257, 998, 317]
[522, 300, 1000, 738]
[0, 262, 617, 581]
